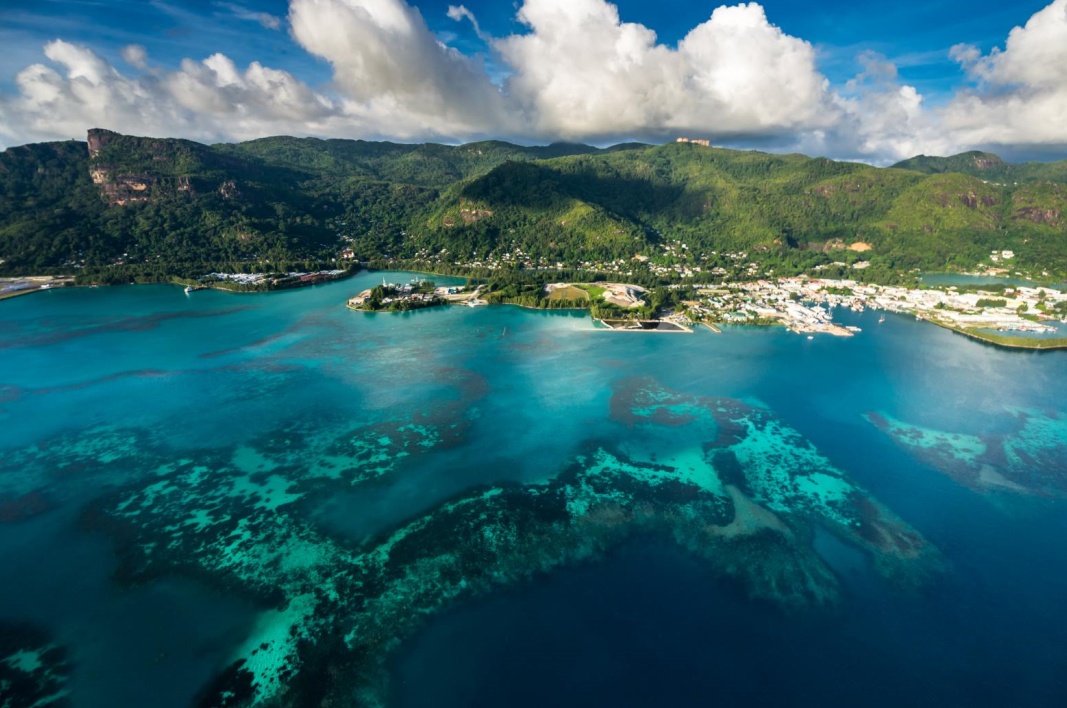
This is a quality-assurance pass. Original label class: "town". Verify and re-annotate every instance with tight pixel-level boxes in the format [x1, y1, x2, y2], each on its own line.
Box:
[680, 277, 1066, 339]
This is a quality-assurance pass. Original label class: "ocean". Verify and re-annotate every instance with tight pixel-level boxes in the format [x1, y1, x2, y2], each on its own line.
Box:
[1, 270, 1066, 707]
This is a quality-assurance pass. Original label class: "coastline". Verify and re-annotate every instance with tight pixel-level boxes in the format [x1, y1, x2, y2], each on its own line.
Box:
[0, 276, 76, 300]
[595, 318, 693, 333]
[7, 265, 1066, 352]
[930, 319, 1067, 350]
[0, 270, 359, 303]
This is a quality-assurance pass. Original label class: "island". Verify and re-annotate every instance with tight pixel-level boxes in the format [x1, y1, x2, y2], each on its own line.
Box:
[347, 279, 451, 312]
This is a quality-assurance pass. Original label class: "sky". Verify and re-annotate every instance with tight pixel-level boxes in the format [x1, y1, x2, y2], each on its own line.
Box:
[0, 0, 1065, 163]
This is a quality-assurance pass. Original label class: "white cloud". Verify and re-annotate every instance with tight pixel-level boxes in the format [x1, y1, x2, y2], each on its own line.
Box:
[493, 0, 837, 141]
[121, 44, 150, 71]
[288, 0, 512, 135]
[941, 0, 1067, 148]
[216, 2, 283, 30]
[0, 40, 349, 147]
[447, 5, 490, 43]
[0, 0, 1066, 162]
[805, 51, 951, 163]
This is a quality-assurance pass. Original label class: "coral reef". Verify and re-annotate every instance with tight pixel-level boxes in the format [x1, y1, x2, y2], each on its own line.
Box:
[4, 374, 942, 706]
[0, 621, 70, 707]
[868, 408, 1067, 497]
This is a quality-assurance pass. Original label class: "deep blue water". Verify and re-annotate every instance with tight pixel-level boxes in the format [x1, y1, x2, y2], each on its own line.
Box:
[1, 272, 1066, 707]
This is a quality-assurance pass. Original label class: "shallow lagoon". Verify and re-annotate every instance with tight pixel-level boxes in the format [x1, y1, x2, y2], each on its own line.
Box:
[2, 271, 1067, 707]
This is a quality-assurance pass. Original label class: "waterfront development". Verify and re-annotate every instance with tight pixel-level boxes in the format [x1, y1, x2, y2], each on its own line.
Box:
[1, 271, 1066, 707]
[343, 272, 1067, 347]
[691, 277, 1067, 346]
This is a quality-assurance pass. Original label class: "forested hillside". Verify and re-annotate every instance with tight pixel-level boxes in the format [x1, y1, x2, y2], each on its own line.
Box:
[892, 151, 1067, 184]
[1, 129, 1065, 285]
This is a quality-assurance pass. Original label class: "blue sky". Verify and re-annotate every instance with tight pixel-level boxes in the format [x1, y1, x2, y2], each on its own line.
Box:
[0, 0, 1050, 94]
[1, 0, 1065, 161]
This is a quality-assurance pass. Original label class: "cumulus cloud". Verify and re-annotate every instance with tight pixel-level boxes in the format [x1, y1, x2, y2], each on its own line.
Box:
[494, 0, 835, 141]
[941, 0, 1067, 148]
[288, 0, 511, 134]
[809, 51, 951, 163]
[1, 0, 1066, 162]
[0, 40, 350, 147]
[121, 44, 150, 71]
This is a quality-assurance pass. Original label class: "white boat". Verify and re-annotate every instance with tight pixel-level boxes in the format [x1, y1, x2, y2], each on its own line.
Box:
[878, 314, 886, 324]
[184, 286, 193, 294]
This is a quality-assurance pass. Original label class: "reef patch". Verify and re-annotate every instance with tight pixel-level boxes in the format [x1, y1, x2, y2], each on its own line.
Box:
[0, 621, 71, 707]
[3, 373, 946, 706]
[867, 408, 1067, 497]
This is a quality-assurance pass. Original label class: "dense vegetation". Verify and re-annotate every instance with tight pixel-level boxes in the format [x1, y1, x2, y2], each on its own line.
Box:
[891, 151, 1067, 185]
[2, 129, 1066, 285]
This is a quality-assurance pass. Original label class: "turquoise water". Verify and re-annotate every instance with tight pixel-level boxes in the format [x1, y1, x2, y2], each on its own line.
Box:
[2, 273, 1067, 706]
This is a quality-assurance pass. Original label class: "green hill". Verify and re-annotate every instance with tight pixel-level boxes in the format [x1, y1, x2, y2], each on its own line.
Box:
[414, 142, 1067, 279]
[892, 151, 1067, 185]
[2, 130, 1066, 285]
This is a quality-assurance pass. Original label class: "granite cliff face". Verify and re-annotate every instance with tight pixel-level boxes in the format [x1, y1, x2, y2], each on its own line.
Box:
[86, 128, 118, 159]
[86, 129, 195, 206]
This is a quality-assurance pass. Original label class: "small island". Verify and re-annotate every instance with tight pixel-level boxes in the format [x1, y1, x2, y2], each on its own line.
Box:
[347, 279, 451, 312]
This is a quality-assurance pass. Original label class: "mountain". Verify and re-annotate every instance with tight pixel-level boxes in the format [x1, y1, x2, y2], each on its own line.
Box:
[414, 143, 1067, 279]
[1, 130, 1065, 284]
[892, 150, 1067, 185]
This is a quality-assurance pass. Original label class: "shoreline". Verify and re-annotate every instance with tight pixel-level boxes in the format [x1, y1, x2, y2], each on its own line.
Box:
[0, 276, 76, 300]
[0, 270, 358, 302]
[929, 319, 1067, 350]
[8, 266, 1065, 352]
[594, 318, 693, 333]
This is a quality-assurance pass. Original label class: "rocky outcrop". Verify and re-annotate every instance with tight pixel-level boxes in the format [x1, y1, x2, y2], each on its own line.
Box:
[219, 179, 239, 199]
[959, 191, 997, 209]
[89, 167, 156, 205]
[86, 129, 197, 206]
[1014, 207, 1062, 226]
[86, 128, 120, 159]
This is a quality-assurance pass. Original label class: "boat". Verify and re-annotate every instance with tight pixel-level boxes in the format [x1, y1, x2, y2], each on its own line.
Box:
[807, 335, 814, 340]
[879, 314, 886, 324]
[184, 286, 193, 294]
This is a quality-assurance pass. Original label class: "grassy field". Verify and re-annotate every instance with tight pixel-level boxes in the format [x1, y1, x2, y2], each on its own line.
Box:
[938, 322, 1067, 349]
[546, 285, 590, 301]
[576, 284, 606, 300]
